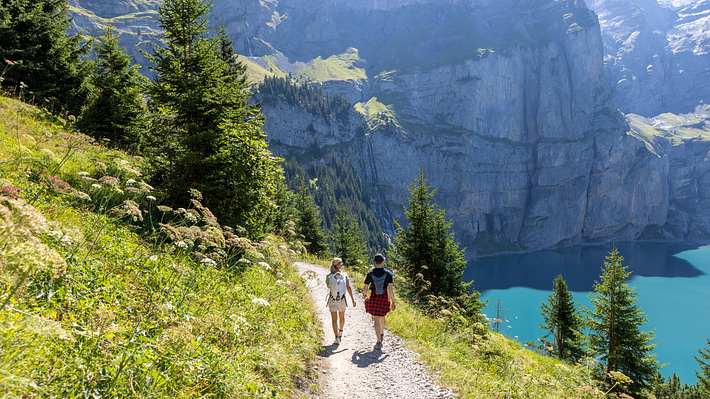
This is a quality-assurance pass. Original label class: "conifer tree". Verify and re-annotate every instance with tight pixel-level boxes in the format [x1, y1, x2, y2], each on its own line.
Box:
[0, 0, 89, 114]
[392, 171, 470, 297]
[294, 185, 327, 255]
[589, 248, 658, 395]
[331, 205, 368, 270]
[78, 28, 146, 147]
[541, 275, 585, 362]
[698, 339, 710, 396]
[147, 0, 281, 238]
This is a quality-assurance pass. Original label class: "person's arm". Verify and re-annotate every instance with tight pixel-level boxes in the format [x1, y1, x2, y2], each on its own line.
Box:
[387, 283, 396, 311]
[346, 277, 356, 307]
[363, 274, 371, 300]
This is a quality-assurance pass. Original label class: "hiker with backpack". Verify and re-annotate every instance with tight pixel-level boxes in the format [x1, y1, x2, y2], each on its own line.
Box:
[364, 253, 396, 349]
[325, 257, 356, 345]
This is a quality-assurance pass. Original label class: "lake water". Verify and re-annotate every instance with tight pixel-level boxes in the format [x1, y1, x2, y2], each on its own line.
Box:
[464, 242, 710, 384]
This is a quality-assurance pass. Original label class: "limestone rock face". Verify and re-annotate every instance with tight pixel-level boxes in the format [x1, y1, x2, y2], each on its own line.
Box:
[72, 0, 710, 254]
[588, 0, 710, 116]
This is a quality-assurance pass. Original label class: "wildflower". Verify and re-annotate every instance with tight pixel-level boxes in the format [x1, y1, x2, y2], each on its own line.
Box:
[98, 176, 119, 187]
[126, 179, 137, 186]
[188, 189, 202, 200]
[257, 261, 272, 271]
[137, 181, 154, 192]
[46, 175, 73, 194]
[72, 191, 91, 202]
[1, 183, 20, 200]
[19, 81, 27, 89]
[149, 255, 158, 262]
[200, 257, 217, 267]
[91, 183, 102, 190]
[157, 205, 173, 213]
[146, 195, 157, 201]
[4, 59, 15, 65]
[251, 297, 270, 307]
[78, 171, 90, 177]
[109, 200, 143, 222]
[175, 241, 189, 249]
[40, 148, 56, 159]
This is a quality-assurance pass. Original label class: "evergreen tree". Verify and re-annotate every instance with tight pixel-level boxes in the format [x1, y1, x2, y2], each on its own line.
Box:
[272, 174, 297, 237]
[0, 0, 89, 114]
[589, 248, 658, 395]
[392, 171, 469, 297]
[697, 339, 710, 396]
[331, 205, 368, 270]
[541, 275, 585, 362]
[294, 185, 327, 255]
[146, 0, 281, 238]
[393, 172, 459, 296]
[652, 372, 700, 399]
[78, 28, 146, 147]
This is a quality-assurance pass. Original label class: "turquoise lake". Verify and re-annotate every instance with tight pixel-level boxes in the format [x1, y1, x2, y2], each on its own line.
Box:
[464, 242, 710, 384]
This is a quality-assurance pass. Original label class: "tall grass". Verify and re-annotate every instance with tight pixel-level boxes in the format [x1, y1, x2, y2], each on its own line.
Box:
[0, 96, 321, 398]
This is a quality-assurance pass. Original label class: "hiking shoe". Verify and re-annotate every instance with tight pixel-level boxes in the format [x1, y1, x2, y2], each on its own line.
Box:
[374, 341, 382, 351]
[334, 336, 341, 345]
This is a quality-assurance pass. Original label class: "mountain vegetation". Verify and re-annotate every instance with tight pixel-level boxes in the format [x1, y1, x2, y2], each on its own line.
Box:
[389, 172, 485, 334]
[283, 158, 388, 252]
[588, 248, 658, 396]
[330, 205, 368, 270]
[77, 27, 147, 147]
[257, 76, 351, 124]
[0, 0, 90, 115]
[0, 96, 320, 397]
[540, 275, 585, 363]
[293, 184, 328, 256]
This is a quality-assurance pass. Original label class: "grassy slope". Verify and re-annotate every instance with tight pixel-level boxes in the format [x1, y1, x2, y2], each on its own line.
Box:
[295, 48, 366, 83]
[0, 97, 320, 398]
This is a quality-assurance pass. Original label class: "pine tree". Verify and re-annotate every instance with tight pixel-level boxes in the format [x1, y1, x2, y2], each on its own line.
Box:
[392, 171, 470, 297]
[78, 27, 146, 147]
[697, 339, 710, 395]
[589, 248, 658, 395]
[0, 0, 89, 114]
[331, 205, 368, 270]
[294, 185, 327, 255]
[541, 275, 585, 362]
[146, 0, 281, 238]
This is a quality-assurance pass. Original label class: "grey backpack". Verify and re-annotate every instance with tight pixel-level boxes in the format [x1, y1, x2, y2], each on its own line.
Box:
[370, 269, 392, 295]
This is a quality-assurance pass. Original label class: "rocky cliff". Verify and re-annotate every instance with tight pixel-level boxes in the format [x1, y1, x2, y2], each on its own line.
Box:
[71, 0, 710, 254]
[588, 0, 709, 115]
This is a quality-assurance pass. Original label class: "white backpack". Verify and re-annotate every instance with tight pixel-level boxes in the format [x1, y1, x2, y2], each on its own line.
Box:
[326, 272, 349, 302]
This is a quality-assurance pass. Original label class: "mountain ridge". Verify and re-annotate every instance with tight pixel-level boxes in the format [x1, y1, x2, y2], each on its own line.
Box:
[70, 0, 710, 255]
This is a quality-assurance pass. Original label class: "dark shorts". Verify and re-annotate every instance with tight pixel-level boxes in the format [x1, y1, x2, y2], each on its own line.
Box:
[365, 293, 390, 316]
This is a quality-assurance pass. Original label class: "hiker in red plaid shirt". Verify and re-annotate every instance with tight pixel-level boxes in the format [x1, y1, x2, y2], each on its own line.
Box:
[364, 254, 396, 350]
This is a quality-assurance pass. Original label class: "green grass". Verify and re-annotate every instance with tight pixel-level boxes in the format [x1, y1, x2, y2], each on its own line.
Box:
[387, 304, 603, 398]
[0, 96, 320, 398]
[354, 97, 401, 131]
[295, 48, 366, 83]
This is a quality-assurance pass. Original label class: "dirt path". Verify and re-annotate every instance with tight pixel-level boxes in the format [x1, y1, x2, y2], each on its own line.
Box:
[296, 262, 456, 399]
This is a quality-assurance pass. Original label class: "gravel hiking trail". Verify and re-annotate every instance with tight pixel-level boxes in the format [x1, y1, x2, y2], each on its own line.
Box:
[296, 262, 456, 399]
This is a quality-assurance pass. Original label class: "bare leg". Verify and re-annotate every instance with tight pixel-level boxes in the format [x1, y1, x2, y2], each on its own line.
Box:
[374, 316, 385, 341]
[330, 312, 338, 339]
[338, 311, 346, 336]
[372, 316, 379, 341]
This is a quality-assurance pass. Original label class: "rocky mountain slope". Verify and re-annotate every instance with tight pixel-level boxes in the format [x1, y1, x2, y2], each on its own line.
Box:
[71, 0, 710, 255]
[588, 0, 709, 115]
